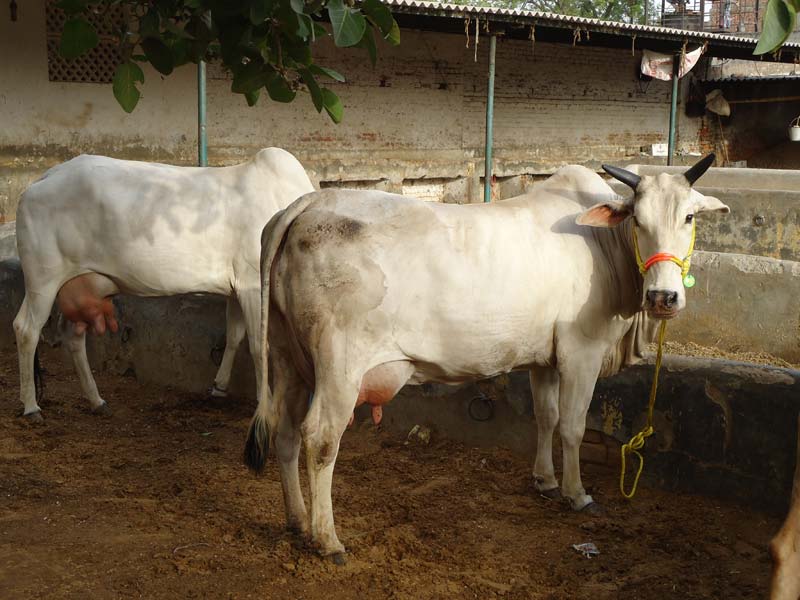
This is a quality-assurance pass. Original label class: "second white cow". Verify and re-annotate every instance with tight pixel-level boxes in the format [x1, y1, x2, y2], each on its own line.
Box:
[15, 147, 314, 421]
[245, 154, 728, 563]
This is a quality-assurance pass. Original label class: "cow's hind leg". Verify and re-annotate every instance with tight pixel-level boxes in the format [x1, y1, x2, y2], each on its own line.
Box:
[530, 366, 561, 499]
[272, 348, 312, 537]
[210, 297, 247, 397]
[60, 316, 107, 413]
[14, 286, 59, 420]
[237, 289, 264, 399]
[302, 372, 358, 563]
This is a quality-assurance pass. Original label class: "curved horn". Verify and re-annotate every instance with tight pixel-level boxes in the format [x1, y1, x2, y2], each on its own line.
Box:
[684, 153, 716, 185]
[602, 164, 641, 191]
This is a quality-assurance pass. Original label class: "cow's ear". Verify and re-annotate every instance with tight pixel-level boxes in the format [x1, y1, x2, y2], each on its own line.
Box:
[576, 200, 632, 227]
[692, 190, 730, 214]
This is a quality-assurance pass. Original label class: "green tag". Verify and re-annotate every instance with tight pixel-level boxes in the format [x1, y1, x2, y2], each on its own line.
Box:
[683, 273, 696, 288]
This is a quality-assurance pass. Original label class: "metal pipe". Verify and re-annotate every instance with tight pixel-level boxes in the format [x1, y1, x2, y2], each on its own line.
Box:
[755, 0, 760, 32]
[198, 60, 208, 167]
[483, 35, 496, 203]
[667, 54, 680, 166]
[700, 0, 705, 31]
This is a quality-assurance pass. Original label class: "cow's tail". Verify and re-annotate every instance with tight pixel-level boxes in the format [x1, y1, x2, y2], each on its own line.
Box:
[244, 192, 319, 474]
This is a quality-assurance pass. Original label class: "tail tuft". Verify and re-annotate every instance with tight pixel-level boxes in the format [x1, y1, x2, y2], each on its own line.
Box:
[243, 414, 269, 474]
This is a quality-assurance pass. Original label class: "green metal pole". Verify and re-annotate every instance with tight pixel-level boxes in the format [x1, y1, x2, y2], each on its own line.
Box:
[198, 60, 208, 167]
[667, 55, 679, 166]
[483, 35, 497, 203]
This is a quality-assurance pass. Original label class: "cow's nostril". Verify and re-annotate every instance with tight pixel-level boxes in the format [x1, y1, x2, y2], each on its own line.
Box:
[645, 290, 658, 306]
[664, 291, 678, 307]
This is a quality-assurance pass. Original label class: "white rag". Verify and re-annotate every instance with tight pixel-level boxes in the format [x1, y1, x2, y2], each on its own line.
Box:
[641, 47, 705, 81]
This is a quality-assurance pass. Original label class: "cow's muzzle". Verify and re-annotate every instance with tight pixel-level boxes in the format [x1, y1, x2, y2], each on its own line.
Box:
[645, 289, 680, 319]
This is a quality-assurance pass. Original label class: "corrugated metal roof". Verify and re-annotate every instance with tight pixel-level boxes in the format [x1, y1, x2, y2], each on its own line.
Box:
[386, 0, 800, 51]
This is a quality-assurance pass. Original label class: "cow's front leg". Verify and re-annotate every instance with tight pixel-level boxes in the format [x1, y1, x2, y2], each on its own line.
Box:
[301, 377, 356, 563]
[530, 366, 561, 498]
[557, 355, 602, 512]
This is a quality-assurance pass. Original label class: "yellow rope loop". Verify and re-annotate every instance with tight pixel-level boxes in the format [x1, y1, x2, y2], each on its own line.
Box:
[619, 320, 667, 500]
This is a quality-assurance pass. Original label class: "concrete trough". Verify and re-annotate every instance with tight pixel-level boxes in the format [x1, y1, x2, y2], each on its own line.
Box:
[383, 357, 800, 515]
[0, 249, 796, 515]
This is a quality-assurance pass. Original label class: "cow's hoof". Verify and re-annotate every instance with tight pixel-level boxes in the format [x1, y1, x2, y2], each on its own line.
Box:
[538, 487, 562, 500]
[327, 552, 347, 566]
[286, 524, 310, 539]
[207, 385, 228, 399]
[91, 402, 111, 416]
[22, 410, 44, 425]
[579, 502, 604, 516]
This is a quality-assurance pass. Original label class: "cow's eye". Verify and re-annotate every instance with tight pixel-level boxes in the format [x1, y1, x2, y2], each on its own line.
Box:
[685, 214, 694, 224]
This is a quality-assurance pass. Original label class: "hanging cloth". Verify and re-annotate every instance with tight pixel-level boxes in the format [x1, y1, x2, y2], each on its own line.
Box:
[640, 46, 705, 81]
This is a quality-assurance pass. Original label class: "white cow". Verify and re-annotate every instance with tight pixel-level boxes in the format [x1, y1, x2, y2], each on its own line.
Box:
[14, 148, 314, 421]
[244, 155, 728, 562]
[771, 413, 800, 600]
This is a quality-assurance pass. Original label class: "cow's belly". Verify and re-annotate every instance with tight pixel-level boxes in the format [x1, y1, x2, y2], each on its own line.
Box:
[56, 224, 247, 297]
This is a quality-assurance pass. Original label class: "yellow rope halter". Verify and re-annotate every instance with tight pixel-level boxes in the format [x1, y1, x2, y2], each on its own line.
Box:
[620, 220, 697, 499]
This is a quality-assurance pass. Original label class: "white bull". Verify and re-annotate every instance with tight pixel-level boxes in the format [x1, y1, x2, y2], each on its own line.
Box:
[14, 148, 314, 421]
[244, 155, 728, 562]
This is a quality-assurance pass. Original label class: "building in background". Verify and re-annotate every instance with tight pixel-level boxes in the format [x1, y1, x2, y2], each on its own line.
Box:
[1, 0, 799, 220]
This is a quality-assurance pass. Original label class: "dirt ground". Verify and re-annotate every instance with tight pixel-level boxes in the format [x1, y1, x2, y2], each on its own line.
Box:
[0, 347, 781, 599]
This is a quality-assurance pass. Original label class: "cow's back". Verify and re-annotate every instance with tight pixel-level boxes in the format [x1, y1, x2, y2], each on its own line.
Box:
[274, 170, 638, 380]
[18, 149, 313, 296]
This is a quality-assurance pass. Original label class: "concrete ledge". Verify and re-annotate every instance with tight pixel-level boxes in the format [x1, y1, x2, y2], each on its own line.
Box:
[609, 182, 800, 261]
[383, 357, 800, 514]
[675, 251, 800, 364]
[625, 164, 800, 192]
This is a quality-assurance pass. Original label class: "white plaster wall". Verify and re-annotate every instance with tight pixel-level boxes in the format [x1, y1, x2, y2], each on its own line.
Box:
[1, 0, 708, 215]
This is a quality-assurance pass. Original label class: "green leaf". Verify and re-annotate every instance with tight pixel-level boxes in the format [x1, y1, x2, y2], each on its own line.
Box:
[309, 64, 345, 82]
[231, 60, 272, 93]
[250, 0, 271, 24]
[112, 62, 144, 113]
[312, 21, 329, 39]
[59, 18, 98, 60]
[300, 68, 323, 112]
[266, 72, 297, 102]
[754, 0, 796, 54]
[142, 37, 175, 75]
[164, 20, 195, 39]
[296, 13, 312, 39]
[356, 25, 377, 66]
[321, 87, 343, 123]
[287, 39, 312, 65]
[290, 0, 306, 13]
[384, 19, 400, 46]
[363, 0, 392, 31]
[56, 0, 87, 15]
[139, 9, 160, 37]
[327, 0, 366, 47]
[167, 37, 191, 66]
[245, 89, 261, 106]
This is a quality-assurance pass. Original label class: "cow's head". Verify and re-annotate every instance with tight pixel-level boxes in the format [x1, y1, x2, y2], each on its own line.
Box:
[576, 154, 729, 319]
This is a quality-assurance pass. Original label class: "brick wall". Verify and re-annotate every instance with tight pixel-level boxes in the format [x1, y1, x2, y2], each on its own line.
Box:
[1, 1, 714, 214]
